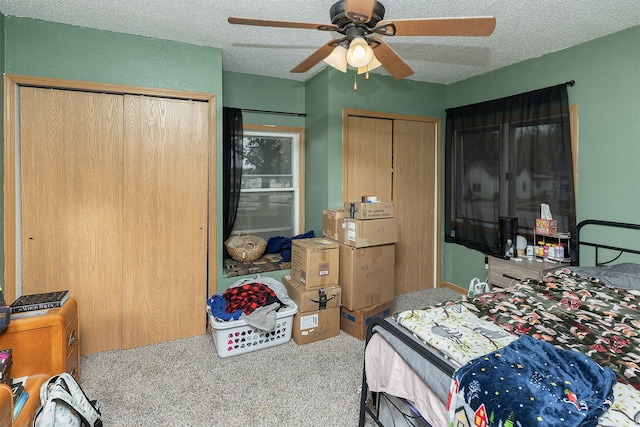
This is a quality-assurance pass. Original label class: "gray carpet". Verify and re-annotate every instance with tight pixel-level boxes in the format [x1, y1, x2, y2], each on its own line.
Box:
[80, 287, 462, 426]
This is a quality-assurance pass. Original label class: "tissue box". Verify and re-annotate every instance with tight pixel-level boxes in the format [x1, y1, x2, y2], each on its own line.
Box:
[535, 218, 558, 236]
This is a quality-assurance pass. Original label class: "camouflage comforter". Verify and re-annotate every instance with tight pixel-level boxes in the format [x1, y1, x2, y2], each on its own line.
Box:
[396, 268, 640, 425]
[465, 268, 640, 392]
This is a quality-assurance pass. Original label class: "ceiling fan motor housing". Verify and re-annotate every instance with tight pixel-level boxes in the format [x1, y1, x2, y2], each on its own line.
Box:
[330, 0, 385, 29]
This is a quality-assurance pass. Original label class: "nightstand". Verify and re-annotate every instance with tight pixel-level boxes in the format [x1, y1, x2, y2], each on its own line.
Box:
[0, 298, 80, 381]
[487, 256, 568, 289]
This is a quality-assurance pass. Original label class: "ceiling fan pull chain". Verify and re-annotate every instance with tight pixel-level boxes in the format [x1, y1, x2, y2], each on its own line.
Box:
[353, 69, 358, 91]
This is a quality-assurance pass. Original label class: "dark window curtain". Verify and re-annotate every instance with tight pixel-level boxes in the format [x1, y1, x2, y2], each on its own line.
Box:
[223, 107, 244, 250]
[445, 84, 575, 256]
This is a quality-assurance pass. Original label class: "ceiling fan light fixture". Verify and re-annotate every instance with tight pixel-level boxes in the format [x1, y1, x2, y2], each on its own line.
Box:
[357, 54, 382, 75]
[323, 44, 348, 73]
[346, 37, 374, 68]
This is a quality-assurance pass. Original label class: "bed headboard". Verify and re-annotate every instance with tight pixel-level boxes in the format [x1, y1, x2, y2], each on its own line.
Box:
[575, 219, 640, 266]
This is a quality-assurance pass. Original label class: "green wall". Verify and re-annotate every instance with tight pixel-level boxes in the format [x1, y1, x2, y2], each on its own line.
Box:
[222, 72, 306, 128]
[442, 25, 640, 287]
[304, 70, 332, 239]
[4, 18, 222, 92]
[3, 15, 638, 295]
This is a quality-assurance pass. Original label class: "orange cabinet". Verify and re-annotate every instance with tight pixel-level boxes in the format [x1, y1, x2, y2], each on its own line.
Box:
[0, 298, 80, 381]
[0, 384, 11, 427]
[0, 375, 48, 427]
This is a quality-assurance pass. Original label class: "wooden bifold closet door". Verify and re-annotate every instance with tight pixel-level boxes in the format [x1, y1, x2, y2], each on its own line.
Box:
[343, 111, 440, 295]
[343, 116, 393, 201]
[19, 87, 208, 354]
[122, 95, 208, 349]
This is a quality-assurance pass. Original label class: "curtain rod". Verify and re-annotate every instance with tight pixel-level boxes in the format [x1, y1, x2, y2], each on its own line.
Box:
[236, 108, 306, 117]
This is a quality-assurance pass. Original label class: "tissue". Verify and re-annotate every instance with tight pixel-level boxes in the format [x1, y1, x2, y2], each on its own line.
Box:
[536, 204, 558, 235]
[540, 203, 553, 219]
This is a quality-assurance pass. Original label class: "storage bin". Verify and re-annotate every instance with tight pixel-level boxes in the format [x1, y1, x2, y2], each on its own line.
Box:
[207, 302, 297, 358]
[377, 393, 430, 427]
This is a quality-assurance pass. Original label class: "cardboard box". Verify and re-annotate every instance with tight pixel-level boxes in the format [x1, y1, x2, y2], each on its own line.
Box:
[339, 243, 395, 311]
[322, 208, 344, 241]
[535, 218, 558, 236]
[342, 217, 398, 248]
[344, 201, 395, 220]
[291, 238, 339, 289]
[340, 300, 394, 340]
[292, 306, 341, 345]
[282, 274, 341, 313]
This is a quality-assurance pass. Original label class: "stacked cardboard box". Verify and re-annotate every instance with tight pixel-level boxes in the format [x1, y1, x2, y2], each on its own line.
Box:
[288, 238, 341, 345]
[291, 238, 339, 289]
[339, 300, 394, 341]
[282, 275, 341, 345]
[339, 243, 395, 310]
[342, 202, 397, 248]
[320, 201, 397, 340]
[322, 208, 344, 241]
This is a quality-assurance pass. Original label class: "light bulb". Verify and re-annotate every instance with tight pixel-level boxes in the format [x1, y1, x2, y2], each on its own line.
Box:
[346, 38, 374, 68]
[352, 45, 366, 60]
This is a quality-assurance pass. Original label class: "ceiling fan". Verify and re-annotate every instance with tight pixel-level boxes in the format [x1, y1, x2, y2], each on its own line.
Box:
[228, 0, 496, 80]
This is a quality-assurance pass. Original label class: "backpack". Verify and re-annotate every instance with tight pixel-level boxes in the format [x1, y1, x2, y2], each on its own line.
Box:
[33, 373, 102, 427]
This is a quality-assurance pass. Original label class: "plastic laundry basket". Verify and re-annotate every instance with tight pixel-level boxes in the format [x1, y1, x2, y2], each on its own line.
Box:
[207, 302, 297, 358]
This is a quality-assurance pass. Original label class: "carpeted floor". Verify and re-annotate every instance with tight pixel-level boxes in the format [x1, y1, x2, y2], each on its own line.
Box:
[80, 287, 462, 427]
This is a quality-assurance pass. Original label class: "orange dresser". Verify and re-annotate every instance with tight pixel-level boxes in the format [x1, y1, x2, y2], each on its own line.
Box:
[0, 375, 48, 427]
[0, 383, 11, 427]
[0, 298, 80, 381]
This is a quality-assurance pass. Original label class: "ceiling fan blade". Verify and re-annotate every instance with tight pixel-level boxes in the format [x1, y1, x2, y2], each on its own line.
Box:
[291, 39, 341, 73]
[345, 0, 376, 24]
[228, 17, 338, 32]
[376, 16, 496, 37]
[370, 37, 413, 79]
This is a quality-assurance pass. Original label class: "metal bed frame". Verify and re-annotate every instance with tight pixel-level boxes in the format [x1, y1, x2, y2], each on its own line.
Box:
[358, 219, 640, 427]
[575, 219, 640, 266]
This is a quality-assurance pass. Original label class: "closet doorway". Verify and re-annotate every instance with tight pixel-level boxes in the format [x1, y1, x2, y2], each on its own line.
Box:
[343, 109, 440, 295]
[4, 75, 216, 354]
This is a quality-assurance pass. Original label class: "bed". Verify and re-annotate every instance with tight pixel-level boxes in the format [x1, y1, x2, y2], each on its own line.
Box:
[358, 220, 640, 427]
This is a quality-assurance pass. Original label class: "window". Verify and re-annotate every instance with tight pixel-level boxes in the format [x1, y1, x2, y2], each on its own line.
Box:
[231, 127, 303, 242]
[445, 84, 576, 256]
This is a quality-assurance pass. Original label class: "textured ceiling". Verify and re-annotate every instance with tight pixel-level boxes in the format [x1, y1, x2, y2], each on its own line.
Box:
[0, 0, 638, 84]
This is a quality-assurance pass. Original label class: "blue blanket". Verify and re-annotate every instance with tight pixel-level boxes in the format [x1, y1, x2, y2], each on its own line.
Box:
[448, 335, 616, 427]
[266, 230, 314, 261]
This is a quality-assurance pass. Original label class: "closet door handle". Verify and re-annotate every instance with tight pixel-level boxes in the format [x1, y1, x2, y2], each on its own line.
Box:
[68, 329, 78, 347]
